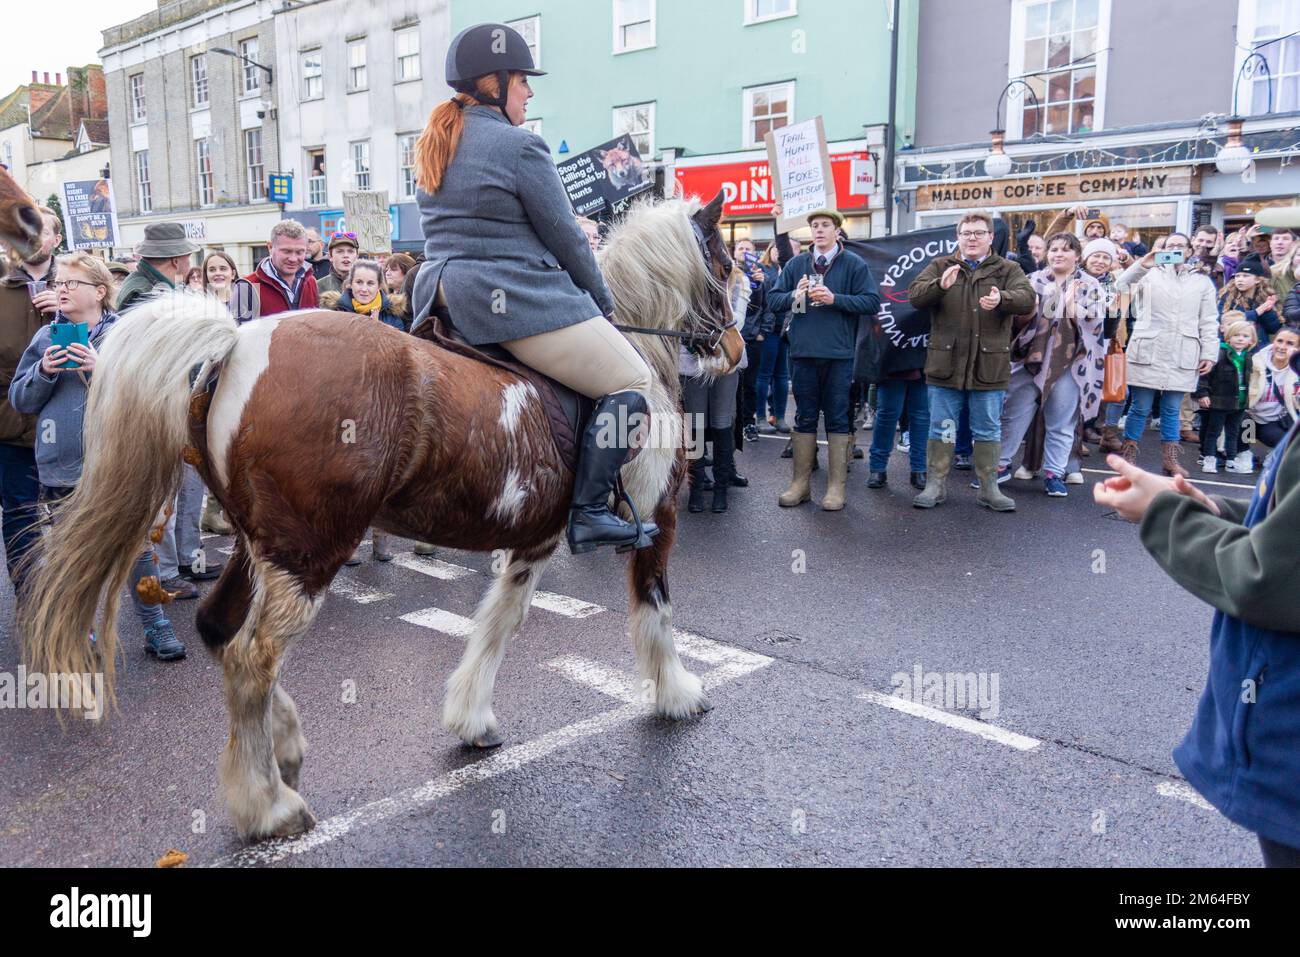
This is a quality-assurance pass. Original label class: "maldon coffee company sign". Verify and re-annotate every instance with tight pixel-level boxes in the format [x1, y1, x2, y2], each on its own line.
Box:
[913, 166, 1199, 211]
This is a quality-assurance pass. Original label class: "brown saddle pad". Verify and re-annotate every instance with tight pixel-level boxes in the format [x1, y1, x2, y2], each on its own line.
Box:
[411, 310, 592, 473]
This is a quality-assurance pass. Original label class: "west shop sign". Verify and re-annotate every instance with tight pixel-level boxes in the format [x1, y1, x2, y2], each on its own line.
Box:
[913, 166, 1199, 211]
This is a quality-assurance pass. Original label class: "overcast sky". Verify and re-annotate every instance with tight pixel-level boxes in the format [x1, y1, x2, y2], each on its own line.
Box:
[2, 0, 158, 97]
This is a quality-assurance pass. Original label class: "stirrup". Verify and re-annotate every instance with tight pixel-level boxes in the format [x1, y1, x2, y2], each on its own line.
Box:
[609, 475, 657, 554]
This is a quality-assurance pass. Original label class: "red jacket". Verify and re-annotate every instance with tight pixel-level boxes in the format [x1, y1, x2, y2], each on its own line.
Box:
[245, 266, 319, 316]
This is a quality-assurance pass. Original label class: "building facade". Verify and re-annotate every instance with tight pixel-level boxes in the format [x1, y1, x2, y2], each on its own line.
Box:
[453, 0, 919, 244]
[898, 0, 1300, 243]
[274, 0, 452, 253]
[101, 0, 283, 271]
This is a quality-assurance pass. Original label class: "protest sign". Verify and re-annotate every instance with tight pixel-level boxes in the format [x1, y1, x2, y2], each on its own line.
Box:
[845, 226, 958, 384]
[342, 190, 392, 254]
[60, 179, 120, 250]
[766, 117, 836, 234]
[557, 135, 653, 218]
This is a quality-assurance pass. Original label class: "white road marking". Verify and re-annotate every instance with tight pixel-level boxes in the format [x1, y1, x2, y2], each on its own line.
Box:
[1155, 781, 1215, 811]
[400, 607, 475, 638]
[673, 629, 770, 670]
[530, 591, 605, 619]
[1081, 467, 1255, 491]
[858, 691, 1042, 752]
[545, 655, 640, 703]
[215, 634, 773, 867]
[329, 576, 395, 605]
[391, 553, 475, 580]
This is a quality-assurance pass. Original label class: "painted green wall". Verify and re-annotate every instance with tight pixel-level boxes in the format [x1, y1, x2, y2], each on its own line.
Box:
[451, 0, 918, 158]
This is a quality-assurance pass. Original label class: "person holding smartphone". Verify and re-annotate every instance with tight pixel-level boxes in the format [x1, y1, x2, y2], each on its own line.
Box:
[8, 253, 186, 661]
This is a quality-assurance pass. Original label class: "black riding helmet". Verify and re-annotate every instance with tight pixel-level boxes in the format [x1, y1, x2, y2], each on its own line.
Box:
[445, 23, 546, 109]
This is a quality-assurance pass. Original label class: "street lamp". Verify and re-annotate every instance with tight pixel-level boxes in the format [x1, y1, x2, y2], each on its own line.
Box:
[1217, 51, 1272, 177]
[210, 46, 273, 86]
[984, 79, 1042, 178]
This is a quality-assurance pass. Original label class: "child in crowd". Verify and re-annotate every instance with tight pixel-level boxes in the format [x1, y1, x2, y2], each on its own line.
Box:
[1195, 319, 1257, 474]
[1248, 324, 1300, 464]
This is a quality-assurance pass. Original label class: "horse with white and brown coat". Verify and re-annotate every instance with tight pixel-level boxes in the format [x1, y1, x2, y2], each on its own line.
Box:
[21, 191, 742, 841]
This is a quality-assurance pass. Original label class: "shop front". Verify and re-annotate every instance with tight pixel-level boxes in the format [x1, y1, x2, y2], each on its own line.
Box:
[673, 137, 884, 248]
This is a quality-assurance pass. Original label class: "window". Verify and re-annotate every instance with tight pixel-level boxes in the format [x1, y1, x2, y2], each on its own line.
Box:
[351, 140, 370, 191]
[190, 54, 208, 108]
[239, 38, 261, 94]
[195, 138, 213, 207]
[307, 148, 326, 206]
[246, 129, 265, 202]
[1237, 0, 1300, 114]
[613, 0, 655, 53]
[347, 38, 367, 91]
[508, 16, 541, 68]
[1010, 0, 1110, 136]
[135, 150, 151, 214]
[398, 133, 418, 199]
[743, 81, 794, 147]
[129, 73, 146, 122]
[302, 49, 323, 100]
[745, 0, 797, 24]
[395, 27, 421, 81]
[613, 102, 654, 157]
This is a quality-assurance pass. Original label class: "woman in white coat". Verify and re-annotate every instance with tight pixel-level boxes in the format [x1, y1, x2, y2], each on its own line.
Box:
[1116, 233, 1219, 477]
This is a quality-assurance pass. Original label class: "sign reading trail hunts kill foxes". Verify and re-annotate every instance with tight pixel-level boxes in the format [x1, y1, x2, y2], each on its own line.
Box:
[343, 190, 392, 254]
[557, 135, 653, 218]
[766, 117, 836, 235]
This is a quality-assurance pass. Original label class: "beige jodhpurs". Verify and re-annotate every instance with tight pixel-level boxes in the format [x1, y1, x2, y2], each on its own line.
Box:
[501, 317, 653, 400]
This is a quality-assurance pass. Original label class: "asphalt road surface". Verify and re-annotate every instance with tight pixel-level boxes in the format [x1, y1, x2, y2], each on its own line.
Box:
[0, 428, 1265, 867]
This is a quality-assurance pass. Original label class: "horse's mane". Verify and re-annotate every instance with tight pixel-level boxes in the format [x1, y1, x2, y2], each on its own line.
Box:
[600, 197, 727, 390]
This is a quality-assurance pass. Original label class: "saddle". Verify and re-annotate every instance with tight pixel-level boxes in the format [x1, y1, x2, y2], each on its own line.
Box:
[412, 305, 594, 473]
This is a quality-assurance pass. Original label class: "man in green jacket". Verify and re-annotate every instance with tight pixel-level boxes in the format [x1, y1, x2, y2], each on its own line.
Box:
[907, 212, 1036, 512]
[115, 222, 200, 313]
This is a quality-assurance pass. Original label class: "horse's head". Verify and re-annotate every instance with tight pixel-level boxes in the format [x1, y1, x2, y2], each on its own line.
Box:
[688, 190, 745, 375]
[0, 166, 43, 261]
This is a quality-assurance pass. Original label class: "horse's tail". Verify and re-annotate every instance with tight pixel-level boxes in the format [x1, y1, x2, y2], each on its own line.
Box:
[20, 292, 241, 715]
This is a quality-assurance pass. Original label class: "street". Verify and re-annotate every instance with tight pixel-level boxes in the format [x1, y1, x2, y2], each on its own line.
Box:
[0, 431, 1263, 867]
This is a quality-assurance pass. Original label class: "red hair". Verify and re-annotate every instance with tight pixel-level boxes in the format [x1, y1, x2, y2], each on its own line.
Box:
[414, 74, 510, 195]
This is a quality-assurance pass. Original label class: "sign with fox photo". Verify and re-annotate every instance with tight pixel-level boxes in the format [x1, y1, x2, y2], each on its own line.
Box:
[557, 135, 654, 218]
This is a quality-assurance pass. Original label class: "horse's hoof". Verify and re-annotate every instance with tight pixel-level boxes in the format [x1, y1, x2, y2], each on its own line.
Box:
[469, 731, 505, 749]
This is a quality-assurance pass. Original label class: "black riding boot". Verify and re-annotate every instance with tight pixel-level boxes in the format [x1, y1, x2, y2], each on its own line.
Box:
[567, 392, 660, 555]
[709, 426, 734, 513]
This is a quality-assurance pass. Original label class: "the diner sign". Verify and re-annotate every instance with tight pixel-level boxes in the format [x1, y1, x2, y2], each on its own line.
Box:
[913, 166, 1199, 211]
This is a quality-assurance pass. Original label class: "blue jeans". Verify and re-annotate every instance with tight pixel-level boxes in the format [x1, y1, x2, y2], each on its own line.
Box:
[156, 464, 205, 580]
[928, 386, 1007, 444]
[1124, 386, 1183, 443]
[756, 335, 790, 424]
[790, 357, 854, 434]
[957, 403, 973, 456]
[0, 442, 41, 596]
[870, 379, 930, 471]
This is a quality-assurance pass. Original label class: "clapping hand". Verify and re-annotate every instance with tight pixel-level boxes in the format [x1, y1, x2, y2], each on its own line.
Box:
[940, 264, 961, 290]
[1093, 455, 1221, 523]
[979, 285, 1002, 310]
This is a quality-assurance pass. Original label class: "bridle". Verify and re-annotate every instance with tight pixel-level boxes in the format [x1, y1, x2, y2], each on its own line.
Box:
[612, 218, 738, 354]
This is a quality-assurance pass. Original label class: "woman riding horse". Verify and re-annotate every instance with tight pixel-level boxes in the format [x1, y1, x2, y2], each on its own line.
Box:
[412, 22, 656, 556]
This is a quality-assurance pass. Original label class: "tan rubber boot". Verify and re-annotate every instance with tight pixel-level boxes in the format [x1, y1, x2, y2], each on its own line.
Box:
[974, 441, 1016, 512]
[821, 434, 851, 511]
[912, 440, 953, 509]
[778, 432, 817, 507]
[200, 494, 232, 534]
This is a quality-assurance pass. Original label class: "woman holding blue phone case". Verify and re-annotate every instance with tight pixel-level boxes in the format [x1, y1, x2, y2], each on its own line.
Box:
[8, 253, 186, 662]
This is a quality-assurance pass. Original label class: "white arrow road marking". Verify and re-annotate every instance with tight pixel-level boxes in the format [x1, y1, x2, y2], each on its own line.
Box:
[1155, 781, 1215, 811]
[390, 553, 476, 580]
[858, 691, 1042, 752]
[544, 656, 640, 703]
[400, 607, 475, 638]
[328, 576, 395, 605]
[215, 633, 772, 867]
[530, 591, 605, 619]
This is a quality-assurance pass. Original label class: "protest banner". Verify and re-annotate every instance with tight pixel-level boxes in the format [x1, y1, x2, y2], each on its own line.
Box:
[557, 135, 654, 218]
[60, 179, 120, 250]
[845, 226, 958, 384]
[342, 190, 393, 254]
[766, 117, 836, 234]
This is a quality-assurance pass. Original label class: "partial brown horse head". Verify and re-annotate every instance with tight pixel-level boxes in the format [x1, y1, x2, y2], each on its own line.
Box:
[690, 189, 744, 372]
[0, 166, 43, 261]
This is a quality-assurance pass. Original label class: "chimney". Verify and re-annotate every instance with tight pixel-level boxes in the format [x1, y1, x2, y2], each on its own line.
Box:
[55, 72, 61, 86]
[31, 70, 36, 83]
[87, 66, 107, 121]
[43, 72, 49, 84]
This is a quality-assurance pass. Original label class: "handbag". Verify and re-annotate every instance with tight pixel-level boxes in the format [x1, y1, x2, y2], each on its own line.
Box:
[1102, 336, 1127, 404]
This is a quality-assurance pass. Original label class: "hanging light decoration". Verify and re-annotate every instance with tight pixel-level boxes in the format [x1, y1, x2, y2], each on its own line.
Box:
[1216, 116, 1252, 175]
[984, 129, 1013, 178]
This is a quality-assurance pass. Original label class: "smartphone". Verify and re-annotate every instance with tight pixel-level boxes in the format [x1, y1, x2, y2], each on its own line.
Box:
[50, 321, 89, 370]
[1155, 250, 1185, 266]
[1086, 208, 1101, 220]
